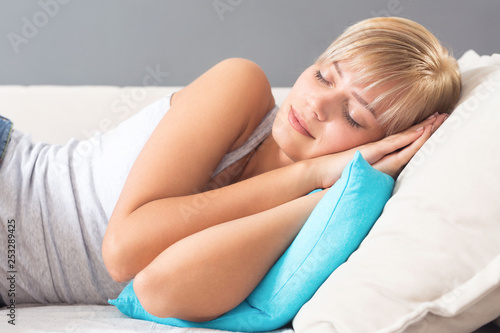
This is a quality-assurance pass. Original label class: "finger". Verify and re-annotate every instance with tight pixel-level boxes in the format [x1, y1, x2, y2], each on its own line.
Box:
[371, 113, 439, 156]
[372, 124, 433, 178]
[361, 126, 426, 164]
[431, 113, 449, 134]
[403, 113, 438, 133]
[393, 124, 433, 166]
[358, 112, 439, 165]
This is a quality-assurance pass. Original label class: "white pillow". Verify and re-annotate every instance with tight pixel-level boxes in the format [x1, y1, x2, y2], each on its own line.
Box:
[293, 50, 500, 333]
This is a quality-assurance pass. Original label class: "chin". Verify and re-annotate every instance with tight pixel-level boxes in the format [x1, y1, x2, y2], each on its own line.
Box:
[271, 132, 306, 163]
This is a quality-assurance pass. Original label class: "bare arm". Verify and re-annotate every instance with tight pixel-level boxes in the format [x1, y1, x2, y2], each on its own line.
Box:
[102, 59, 320, 282]
[133, 189, 326, 321]
[105, 160, 319, 282]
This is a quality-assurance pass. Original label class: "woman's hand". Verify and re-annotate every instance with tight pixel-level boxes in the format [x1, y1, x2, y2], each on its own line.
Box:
[313, 113, 448, 188]
[358, 113, 448, 178]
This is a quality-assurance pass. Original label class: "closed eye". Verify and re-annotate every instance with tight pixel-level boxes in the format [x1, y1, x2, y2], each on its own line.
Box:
[314, 70, 333, 87]
[343, 106, 361, 129]
[315, 69, 360, 129]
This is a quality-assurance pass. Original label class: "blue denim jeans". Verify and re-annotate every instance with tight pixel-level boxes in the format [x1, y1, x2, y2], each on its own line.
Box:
[0, 115, 13, 163]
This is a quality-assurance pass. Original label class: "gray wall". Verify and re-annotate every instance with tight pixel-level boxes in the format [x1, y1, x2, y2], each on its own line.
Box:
[1, 0, 499, 87]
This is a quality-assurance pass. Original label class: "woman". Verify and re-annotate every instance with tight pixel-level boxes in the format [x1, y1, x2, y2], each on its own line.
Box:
[0, 17, 460, 321]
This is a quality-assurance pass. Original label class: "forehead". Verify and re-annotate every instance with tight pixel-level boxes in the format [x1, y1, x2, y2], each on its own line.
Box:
[322, 60, 394, 118]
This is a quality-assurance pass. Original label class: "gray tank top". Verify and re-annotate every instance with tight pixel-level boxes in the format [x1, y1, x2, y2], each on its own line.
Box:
[0, 92, 278, 305]
[213, 103, 278, 176]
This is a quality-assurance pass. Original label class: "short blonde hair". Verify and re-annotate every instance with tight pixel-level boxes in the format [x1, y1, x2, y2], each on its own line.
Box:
[317, 17, 462, 135]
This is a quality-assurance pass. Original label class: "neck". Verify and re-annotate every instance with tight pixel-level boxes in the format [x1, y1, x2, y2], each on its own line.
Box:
[238, 134, 293, 181]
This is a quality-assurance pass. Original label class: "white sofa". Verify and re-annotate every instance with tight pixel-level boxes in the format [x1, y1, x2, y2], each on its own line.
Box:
[1, 50, 499, 333]
[0, 86, 292, 145]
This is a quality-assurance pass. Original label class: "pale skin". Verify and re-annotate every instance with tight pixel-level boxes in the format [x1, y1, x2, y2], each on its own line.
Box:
[102, 58, 448, 321]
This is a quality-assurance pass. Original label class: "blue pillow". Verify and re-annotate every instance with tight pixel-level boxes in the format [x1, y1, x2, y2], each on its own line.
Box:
[109, 151, 394, 332]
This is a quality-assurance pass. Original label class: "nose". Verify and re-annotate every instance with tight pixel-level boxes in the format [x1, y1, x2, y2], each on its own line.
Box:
[307, 89, 340, 122]
[308, 98, 323, 121]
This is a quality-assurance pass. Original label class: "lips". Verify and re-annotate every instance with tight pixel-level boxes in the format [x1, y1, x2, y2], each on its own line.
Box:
[288, 106, 314, 138]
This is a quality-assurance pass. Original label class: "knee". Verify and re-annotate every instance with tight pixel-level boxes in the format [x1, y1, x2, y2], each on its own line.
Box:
[133, 269, 221, 322]
[133, 270, 176, 319]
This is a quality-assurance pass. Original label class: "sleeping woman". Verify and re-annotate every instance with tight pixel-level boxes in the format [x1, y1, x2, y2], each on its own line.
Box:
[0, 17, 460, 321]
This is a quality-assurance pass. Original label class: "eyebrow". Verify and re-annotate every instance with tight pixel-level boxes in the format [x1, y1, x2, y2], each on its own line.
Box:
[353, 92, 377, 118]
[333, 62, 377, 118]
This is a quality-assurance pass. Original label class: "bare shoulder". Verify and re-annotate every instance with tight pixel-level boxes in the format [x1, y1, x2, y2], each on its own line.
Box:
[114, 58, 276, 207]
[173, 58, 275, 133]
[106, 59, 277, 251]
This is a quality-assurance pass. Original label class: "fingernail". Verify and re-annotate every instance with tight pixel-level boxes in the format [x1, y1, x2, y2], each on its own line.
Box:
[415, 126, 424, 132]
[426, 114, 437, 120]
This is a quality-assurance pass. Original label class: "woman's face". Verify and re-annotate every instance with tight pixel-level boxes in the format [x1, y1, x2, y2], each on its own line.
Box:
[272, 61, 387, 161]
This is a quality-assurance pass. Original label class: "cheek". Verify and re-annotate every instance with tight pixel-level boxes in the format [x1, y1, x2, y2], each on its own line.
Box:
[289, 73, 315, 97]
[312, 125, 376, 157]
[313, 124, 354, 155]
